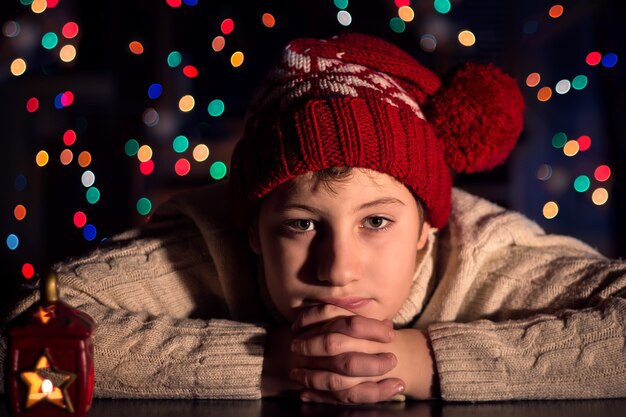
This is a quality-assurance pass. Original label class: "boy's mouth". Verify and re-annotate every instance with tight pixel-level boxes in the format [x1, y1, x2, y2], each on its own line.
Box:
[304, 297, 372, 311]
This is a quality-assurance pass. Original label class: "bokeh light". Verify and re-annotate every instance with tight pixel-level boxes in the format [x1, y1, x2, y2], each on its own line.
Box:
[137, 197, 153, 216]
[586, 51, 601, 66]
[14, 205, 27, 221]
[602, 53, 618, 68]
[398, 6, 414, 22]
[73, 211, 87, 228]
[59, 45, 77, 63]
[334, 0, 348, 8]
[42, 32, 58, 49]
[2, 21, 20, 38]
[337, 10, 352, 26]
[537, 86, 552, 102]
[591, 188, 609, 205]
[420, 34, 437, 52]
[262, 13, 276, 28]
[231, 51, 245, 67]
[548, 4, 564, 18]
[139, 160, 155, 175]
[212, 36, 226, 52]
[167, 51, 182, 67]
[78, 151, 92, 167]
[7, 234, 19, 250]
[536, 164, 552, 181]
[137, 145, 153, 162]
[573, 175, 590, 192]
[15, 175, 27, 191]
[458, 30, 476, 47]
[172, 135, 189, 153]
[434, 0, 451, 14]
[36, 150, 49, 167]
[175, 158, 191, 176]
[60, 149, 73, 165]
[563, 140, 580, 157]
[62, 22, 79, 39]
[221, 18, 235, 35]
[11, 58, 27, 76]
[389, 17, 405, 33]
[63, 129, 77, 146]
[81, 170, 96, 187]
[183, 65, 198, 78]
[86, 187, 101, 204]
[26, 97, 39, 113]
[594, 165, 611, 182]
[129, 41, 144, 55]
[555, 79, 571, 94]
[125, 139, 140, 156]
[542, 201, 559, 219]
[148, 83, 163, 99]
[208, 99, 225, 116]
[22, 263, 35, 279]
[571, 75, 588, 90]
[31, 0, 47, 13]
[210, 161, 227, 179]
[178, 95, 195, 112]
[577, 135, 591, 151]
[526, 72, 541, 87]
[551, 132, 567, 148]
[83, 224, 97, 241]
[142, 108, 160, 127]
[193, 144, 210, 162]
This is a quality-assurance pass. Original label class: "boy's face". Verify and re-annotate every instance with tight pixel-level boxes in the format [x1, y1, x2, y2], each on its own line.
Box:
[250, 168, 430, 322]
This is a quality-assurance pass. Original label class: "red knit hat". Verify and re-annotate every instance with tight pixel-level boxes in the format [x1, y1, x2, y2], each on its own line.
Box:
[229, 32, 524, 229]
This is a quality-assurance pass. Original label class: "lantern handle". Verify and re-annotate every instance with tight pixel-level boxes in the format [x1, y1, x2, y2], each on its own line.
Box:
[42, 271, 60, 303]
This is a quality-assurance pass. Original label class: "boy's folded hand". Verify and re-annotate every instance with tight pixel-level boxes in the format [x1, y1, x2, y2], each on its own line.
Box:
[288, 304, 406, 404]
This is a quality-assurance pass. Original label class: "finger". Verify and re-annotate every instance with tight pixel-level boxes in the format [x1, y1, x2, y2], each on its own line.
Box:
[290, 368, 365, 391]
[293, 303, 355, 331]
[292, 331, 393, 356]
[297, 315, 396, 343]
[300, 378, 405, 404]
[298, 352, 397, 377]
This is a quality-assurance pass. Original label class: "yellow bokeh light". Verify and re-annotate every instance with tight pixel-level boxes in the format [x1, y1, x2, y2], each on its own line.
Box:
[59, 45, 77, 62]
[78, 151, 92, 167]
[11, 58, 27, 76]
[458, 30, 476, 47]
[542, 201, 559, 219]
[178, 95, 195, 112]
[526, 72, 541, 87]
[563, 140, 580, 157]
[537, 86, 552, 102]
[35, 150, 49, 167]
[137, 145, 153, 162]
[398, 6, 415, 22]
[231, 51, 245, 68]
[31, 0, 47, 13]
[591, 188, 609, 205]
[193, 144, 210, 162]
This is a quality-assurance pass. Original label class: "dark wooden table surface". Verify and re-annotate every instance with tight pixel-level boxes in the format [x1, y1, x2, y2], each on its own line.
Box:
[3, 397, 626, 417]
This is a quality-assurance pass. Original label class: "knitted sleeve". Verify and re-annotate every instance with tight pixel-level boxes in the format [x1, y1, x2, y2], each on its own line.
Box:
[0, 218, 266, 399]
[426, 190, 626, 401]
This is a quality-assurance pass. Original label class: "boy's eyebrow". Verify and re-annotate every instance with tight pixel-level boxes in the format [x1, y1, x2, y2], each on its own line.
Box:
[278, 197, 405, 214]
[357, 197, 406, 211]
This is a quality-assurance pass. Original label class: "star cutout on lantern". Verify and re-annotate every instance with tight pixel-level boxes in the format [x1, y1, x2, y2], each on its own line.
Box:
[20, 350, 76, 412]
[33, 305, 56, 324]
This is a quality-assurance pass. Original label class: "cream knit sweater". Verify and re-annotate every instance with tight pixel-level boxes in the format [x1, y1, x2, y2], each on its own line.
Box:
[1, 182, 625, 401]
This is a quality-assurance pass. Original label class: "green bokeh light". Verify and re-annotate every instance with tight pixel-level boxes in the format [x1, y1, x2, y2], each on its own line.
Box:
[334, 0, 349, 9]
[210, 161, 227, 180]
[167, 51, 182, 68]
[389, 17, 406, 33]
[124, 139, 140, 156]
[207, 99, 225, 117]
[172, 135, 189, 153]
[86, 187, 101, 204]
[573, 175, 591, 192]
[572, 75, 588, 90]
[42, 32, 58, 49]
[434, 0, 451, 14]
[136, 197, 152, 216]
[551, 132, 567, 149]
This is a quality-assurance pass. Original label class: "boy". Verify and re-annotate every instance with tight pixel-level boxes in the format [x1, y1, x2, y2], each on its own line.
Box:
[1, 32, 625, 404]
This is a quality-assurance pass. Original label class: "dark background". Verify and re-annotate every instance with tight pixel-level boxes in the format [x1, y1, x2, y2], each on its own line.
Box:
[1, 0, 625, 306]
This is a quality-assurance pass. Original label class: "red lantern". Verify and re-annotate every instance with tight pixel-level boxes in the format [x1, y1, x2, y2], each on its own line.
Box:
[6, 272, 96, 417]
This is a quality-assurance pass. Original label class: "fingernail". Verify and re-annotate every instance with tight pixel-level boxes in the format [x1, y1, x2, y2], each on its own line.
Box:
[300, 394, 311, 402]
[388, 329, 396, 340]
[396, 384, 405, 394]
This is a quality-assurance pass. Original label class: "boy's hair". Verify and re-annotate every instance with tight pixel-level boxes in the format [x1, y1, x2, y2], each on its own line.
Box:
[229, 32, 524, 229]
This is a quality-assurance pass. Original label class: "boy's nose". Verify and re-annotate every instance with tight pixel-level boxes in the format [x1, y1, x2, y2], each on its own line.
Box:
[316, 231, 362, 286]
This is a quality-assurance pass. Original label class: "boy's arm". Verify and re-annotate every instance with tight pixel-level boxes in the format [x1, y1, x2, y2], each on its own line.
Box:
[0, 220, 267, 399]
[425, 192, 626, 401]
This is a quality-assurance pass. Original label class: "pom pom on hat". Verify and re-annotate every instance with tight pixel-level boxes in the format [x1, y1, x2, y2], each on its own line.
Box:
[425, 62, 525, 173]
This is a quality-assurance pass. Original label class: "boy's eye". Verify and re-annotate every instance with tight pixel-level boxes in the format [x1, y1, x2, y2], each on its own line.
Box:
[288, 219, 315, 232]
[364, 216, 390, 229]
